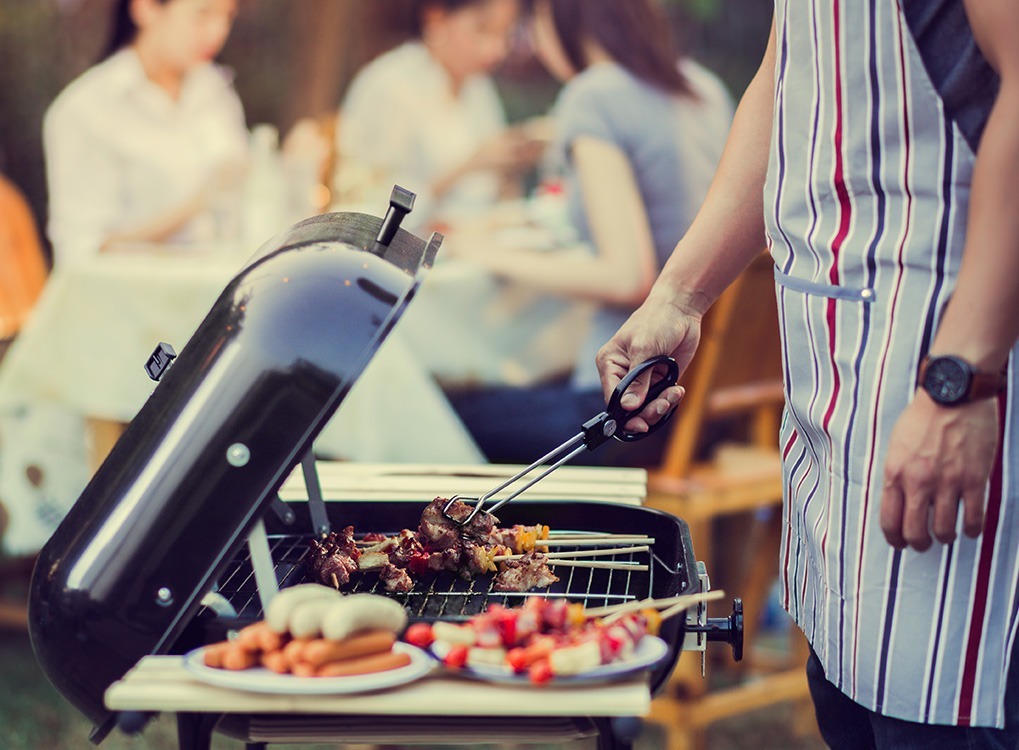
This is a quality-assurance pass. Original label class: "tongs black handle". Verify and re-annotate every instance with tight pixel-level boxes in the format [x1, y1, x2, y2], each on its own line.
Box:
[583, 354, 681, 448]
[442, 356, 680, 526]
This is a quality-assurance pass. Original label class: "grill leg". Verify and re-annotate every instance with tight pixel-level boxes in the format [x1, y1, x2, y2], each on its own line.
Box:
[175, 712, 220, 750]
[594, 716, 642, 750]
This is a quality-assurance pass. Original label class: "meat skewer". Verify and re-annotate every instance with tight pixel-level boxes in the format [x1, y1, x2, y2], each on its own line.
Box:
[307, 499, 561, 593]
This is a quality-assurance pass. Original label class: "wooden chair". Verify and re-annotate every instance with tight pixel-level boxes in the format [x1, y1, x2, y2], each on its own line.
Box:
[644, 252, 815, 749]
[0, 173, 48, 352]
[0, 172, 48, 631]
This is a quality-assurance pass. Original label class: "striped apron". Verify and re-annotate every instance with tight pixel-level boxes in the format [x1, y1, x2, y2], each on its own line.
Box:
[765, 0, 1019, 727]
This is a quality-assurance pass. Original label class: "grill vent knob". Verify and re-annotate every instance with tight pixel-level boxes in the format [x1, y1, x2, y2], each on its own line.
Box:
[226, 443, 251, 467]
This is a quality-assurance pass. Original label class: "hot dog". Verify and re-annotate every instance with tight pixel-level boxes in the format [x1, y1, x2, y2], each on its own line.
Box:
[315, 650, 411, 678]
[302, 630, 396, 668]
[237, 621, 286, 652]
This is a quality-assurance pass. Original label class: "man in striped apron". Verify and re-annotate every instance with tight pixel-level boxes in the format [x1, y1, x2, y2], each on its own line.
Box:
[596, 1, 1019, 746]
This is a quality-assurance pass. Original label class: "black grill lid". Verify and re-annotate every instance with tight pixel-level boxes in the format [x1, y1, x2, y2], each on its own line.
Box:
[28, 194, 440, 731]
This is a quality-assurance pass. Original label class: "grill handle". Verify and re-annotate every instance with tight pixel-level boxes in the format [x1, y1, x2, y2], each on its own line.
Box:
[686, 597, 744, 662]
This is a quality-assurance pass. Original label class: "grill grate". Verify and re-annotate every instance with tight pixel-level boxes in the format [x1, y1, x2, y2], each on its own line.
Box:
[212, 531, 659, 621]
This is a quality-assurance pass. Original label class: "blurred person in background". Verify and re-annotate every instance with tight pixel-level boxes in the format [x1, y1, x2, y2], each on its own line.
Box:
[444, 0, 733, 466]
[335, 0, 544, 227]
[43, 0, 248, 266]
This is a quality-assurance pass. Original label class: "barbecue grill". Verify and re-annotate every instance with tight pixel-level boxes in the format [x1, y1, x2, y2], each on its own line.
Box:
[28, 189, 742, 748]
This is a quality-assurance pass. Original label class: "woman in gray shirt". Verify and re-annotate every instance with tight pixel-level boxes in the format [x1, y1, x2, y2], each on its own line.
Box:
[448, 0, 732, 465]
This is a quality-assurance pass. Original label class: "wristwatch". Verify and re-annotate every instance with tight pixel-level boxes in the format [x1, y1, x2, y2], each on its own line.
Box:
[917, 354, 1007, 406]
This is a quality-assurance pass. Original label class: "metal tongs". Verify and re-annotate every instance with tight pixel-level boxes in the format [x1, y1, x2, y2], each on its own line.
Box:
[442, 355, 681, 526]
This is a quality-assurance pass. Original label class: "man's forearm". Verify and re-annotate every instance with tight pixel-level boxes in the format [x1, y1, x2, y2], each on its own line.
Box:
[933, 3, 1019, 369]
[651, 21, 777, 317]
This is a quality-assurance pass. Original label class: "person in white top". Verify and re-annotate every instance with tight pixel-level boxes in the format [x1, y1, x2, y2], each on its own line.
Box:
[444, 0, 732, 467]
[43, 0, 248, 266]
[336, 0, 544, 227]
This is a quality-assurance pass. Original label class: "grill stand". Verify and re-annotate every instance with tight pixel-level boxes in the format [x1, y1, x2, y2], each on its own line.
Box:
[170, 713, 643, 750]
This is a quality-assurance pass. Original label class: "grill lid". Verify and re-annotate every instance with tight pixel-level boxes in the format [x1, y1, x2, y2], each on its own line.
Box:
[28, 190, 439, 731]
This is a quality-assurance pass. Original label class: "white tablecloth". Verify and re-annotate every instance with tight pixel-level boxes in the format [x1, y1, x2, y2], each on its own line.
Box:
[0, 245, 593, 554]
[0, 247, 481, 553]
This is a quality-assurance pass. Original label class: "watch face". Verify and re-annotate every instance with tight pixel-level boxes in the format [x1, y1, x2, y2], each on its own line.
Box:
[923, 357, 971, 404]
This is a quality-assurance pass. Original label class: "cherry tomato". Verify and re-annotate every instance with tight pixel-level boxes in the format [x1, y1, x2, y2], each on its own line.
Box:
[506, 647, 530, 673]
[528, 659, 554, 685]
[444, 644, 469, 669]
[404, 622, 435, 648]
[498, 612, 517, 646]
[408, 553, 430, 577]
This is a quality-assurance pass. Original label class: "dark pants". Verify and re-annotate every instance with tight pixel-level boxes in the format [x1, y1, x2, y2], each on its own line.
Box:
[806, 643, 1019, 749]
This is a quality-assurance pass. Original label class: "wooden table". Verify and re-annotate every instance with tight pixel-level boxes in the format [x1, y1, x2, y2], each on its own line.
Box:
[105, 656, 651, 749]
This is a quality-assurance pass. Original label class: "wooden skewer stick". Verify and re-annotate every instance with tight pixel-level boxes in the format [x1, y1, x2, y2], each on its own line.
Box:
[586, 590, 725, 620]
[546, 532, 652, 539]
[492, 545, 650, 562]
[534, 537, 655, 547]
[545, 560, 649, 571]
[659, 591, 725, 621]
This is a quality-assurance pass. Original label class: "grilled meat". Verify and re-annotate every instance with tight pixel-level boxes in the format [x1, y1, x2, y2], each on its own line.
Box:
[306, 501, 553, 592]
[494, 552, 559, 592]
[419, 497, 496, 548]
[378, 563, 413, 593]
[307, 526, 361, 589]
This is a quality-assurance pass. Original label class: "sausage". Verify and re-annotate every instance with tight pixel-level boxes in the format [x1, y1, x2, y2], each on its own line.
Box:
[265, 584, 343, 634]
[320, 594, 408, 640]
[315, 650, 411, 678]
[302, 630, 396, 668]
[221, 645, 259, 670]
[291, 661, 317, 678]
[282, 637, 313, 664]
[261, 650, 291, 674]
[202, 642, 231, 668]
[233, 619, 277, 652]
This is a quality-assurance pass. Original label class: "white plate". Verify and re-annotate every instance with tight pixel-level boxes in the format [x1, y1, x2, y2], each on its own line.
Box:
[430, 635, 669, 686]
[182, 641, 434, 694]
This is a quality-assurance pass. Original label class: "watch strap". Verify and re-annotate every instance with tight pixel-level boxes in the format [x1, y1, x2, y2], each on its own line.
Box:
[969, 368, 1008, 400]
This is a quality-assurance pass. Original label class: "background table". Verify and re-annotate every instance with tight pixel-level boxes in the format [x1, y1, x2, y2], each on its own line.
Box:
[0, 245, 593, 555]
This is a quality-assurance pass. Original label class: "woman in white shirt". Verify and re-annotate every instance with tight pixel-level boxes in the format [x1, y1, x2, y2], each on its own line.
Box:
[336, 0, 543, 227]
[44, 0, 248, 266]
